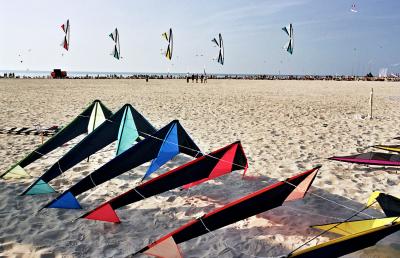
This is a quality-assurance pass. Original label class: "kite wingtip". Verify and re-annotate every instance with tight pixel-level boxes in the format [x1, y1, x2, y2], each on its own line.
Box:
[122, 103, 132, 109]
[314, 164, 323, 169]
[19, 185, 32, 196]
[0, 170, 9, 179]
[130, 247, 147, 257]
[81, 203, 121, 223]
[37, 205, 47, 213]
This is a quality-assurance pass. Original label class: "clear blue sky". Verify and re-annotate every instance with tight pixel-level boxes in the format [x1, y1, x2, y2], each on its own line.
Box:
[0, 0, 399, 75]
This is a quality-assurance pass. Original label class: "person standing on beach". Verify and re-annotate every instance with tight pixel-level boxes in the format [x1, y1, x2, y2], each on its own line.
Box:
[200, 74, 204, 83]
[195, 74, 198, 83]
[186, 73, 189, 83]
[191, 74, 194, 83]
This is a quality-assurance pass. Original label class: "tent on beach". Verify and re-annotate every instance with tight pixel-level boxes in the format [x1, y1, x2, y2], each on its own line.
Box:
[43, 120, 201, 209]
[80, 141, 248, 223]
[133, 166, 320, 257]
[21, 104, 156, 195]
[328, 152, 400, 166]
[1, 100, 112, 180]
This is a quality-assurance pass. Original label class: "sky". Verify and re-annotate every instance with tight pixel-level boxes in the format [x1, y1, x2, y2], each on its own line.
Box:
[0, 0, 399, 75]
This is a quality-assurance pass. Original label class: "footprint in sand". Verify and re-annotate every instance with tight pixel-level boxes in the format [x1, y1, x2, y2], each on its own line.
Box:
[72, 165, 89, 172]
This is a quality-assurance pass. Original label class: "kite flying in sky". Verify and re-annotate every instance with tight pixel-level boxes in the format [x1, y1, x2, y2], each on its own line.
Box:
[351, 3, 358, 13]
[282, 23, 294, 55]
[109, 28, 121, 60]
[212, 33, 224, 65]
[61, 19, 70, 51]
[162, 28, 173, 60]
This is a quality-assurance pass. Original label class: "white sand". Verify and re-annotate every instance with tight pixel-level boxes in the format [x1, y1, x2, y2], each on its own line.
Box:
[0, 79, 399, 257]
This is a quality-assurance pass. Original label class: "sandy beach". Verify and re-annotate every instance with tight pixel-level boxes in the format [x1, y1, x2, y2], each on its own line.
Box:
[1, 79, 400, 258]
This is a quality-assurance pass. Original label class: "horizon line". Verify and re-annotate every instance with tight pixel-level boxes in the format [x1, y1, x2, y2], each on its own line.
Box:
[0, 69, 384, 77]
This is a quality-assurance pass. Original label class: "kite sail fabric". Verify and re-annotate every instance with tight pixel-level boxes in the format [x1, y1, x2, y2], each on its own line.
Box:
[211, 33, 224, 65]
[109, 28, 121, 60]
[373, 145, 400, 153]
[367, 191, 382, 207]
[80, 141, 248, 223]
[43, 120, 201, 209]
[87, 101, 106, 134]
[133, 166, 320, 256]
[162, 28, 173, 60]
[143, 123, 180, 180]
[21, 104, 155, 195]
[288, 221, 400, 258]
[328, 152, 400, 166]
[311, 217, 400, 236]
[1, 100, 112, 180]
[282, 23, 293, 55]
[61, 19, 70, 51]
[376, 193, 400, 217]
[115, 106, 141, 156]
[143, 236, 183, 258]
[365, 191, 400, 215]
